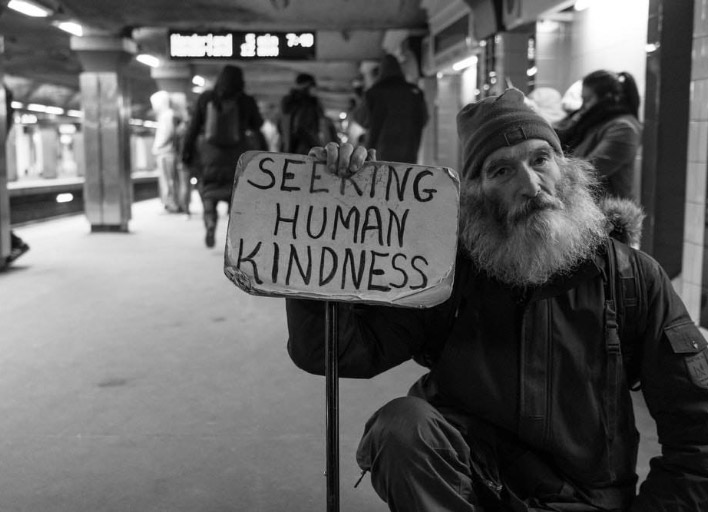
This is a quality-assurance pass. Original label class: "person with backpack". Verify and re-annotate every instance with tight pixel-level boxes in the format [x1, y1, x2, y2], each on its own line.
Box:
[182, 65, 264, 248]
[279, 73, 337, 155]
[286, 88, 708, 511]
[151, 90, 181, 213]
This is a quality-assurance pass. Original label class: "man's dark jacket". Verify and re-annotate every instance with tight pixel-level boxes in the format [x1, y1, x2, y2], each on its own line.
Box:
[286, 235, 708, 511]
[354, 55, 428, 163]
[280, 89, 335, 155]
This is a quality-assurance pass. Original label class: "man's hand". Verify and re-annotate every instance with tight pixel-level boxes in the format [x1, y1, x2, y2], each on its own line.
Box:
[308, 142, 376, 178]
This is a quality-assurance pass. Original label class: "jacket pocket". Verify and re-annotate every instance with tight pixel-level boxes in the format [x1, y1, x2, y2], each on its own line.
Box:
[665, 321, 708, 390]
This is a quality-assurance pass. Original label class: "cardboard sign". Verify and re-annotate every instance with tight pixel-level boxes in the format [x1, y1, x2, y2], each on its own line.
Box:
[224, 151, 460, 308]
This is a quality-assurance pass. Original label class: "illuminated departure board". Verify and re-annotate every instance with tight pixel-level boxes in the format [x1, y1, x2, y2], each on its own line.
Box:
[169, 31, 316, 60]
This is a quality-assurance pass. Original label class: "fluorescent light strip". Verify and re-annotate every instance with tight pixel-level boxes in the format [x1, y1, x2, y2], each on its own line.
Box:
[55, 21, 83, 37]
[136, 54, 160, 68]
[26, 103, 48, 113]
[452, 56, 477, 72]
[574, 0, 593, 11]
[7, 0, 51, 17]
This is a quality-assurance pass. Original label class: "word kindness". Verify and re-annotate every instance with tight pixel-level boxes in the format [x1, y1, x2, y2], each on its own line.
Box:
[224, 152, 459, 307]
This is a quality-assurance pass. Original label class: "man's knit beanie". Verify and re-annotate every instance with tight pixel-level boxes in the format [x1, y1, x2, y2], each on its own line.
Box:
[456, 88, 562, 179]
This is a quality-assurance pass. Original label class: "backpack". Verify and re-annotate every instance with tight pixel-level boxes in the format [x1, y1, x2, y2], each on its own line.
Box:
[205, 98, 241, 147]
[414, 238, 646, 389]
[604, 237, 645, 390]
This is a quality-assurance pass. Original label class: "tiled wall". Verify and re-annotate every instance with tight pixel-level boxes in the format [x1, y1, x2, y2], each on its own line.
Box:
[569, 0, 649, 104]
[684, 0, 708, 321]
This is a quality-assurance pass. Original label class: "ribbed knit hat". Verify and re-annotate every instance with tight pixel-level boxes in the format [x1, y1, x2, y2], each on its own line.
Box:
[456, 88, 562, 179]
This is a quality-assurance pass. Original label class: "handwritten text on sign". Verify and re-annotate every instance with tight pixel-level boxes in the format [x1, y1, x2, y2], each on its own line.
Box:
[224, 152, 459, 308]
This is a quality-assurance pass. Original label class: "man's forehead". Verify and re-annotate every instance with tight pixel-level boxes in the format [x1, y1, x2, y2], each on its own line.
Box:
[483, 139, 554, 164]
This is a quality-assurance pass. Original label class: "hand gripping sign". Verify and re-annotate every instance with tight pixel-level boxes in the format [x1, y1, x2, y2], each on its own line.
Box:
[224, 151, 460, 308]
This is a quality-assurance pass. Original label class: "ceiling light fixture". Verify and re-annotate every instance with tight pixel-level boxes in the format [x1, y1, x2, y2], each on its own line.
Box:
[136, 54, 160, 68]
[55, 21, 83, 37]
[452, 56, 478, 72]
[574, 0, 594, 11]
[192, 75, 206, 87]
[44, 106, 65, 115]
[7, 0, 52, 17]
[26, 103, 48, 113]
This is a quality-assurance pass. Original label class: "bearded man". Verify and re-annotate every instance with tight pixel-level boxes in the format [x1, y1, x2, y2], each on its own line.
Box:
[285, 88, 708, 511]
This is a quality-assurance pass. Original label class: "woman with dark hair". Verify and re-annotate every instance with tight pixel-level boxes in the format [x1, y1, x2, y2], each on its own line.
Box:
[182, 65, 264, 248]
[557, 70, 642, 201]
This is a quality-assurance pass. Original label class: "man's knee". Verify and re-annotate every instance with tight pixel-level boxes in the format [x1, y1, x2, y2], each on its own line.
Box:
[358, 396, 464, 466]
[365, 397, 437, 443]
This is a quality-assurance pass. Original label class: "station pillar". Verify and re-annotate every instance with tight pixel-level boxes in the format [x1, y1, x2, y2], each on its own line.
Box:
[70, 34, 135, 232]
[37, 123, 59, 179]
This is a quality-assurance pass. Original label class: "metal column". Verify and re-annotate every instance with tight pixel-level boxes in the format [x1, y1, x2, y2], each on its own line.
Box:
[71, 34, 135, 232]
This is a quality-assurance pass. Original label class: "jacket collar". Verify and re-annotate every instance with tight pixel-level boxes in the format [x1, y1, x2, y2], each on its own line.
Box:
[457, 244, 605, 303]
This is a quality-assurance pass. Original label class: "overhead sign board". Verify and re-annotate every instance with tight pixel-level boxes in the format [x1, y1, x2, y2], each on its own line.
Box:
[169, 31, 316, 60]
[224, 152, 460, 308]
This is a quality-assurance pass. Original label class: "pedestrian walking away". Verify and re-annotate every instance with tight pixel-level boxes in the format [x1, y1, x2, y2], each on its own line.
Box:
[181, 65, 265, 248]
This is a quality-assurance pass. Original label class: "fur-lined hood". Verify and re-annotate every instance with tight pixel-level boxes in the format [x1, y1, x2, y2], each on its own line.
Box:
[600, 196, 645, 247]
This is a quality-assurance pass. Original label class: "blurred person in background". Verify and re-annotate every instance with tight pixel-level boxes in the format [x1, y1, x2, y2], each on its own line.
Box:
[556, 70, 642, 201]
[170, 92, 192, 218]
[352, 53, 428, 164]
[259, 101, 281, 152]
[151, 91, 181, 213]
[3, 86, 29, 267]
[560, 80, 583, 118]
[181, 65, 264, 248]
[526, 87, 566, 126]
[279, 72, 337, 155]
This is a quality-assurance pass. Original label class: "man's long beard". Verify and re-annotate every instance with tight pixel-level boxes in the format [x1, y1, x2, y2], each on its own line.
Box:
[459, 157, 606, 287]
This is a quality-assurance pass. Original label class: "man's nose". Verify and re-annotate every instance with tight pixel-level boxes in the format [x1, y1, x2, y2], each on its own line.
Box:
[516, 163, 541, 198]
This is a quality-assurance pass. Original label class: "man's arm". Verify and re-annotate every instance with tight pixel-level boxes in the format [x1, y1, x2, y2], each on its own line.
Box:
[286, 143, 426, 378]
[631, 251, 708, 511]
[286, 299, 428, 379]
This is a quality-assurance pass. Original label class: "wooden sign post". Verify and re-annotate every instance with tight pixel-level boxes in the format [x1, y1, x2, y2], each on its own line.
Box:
[224, 151, 460, 511]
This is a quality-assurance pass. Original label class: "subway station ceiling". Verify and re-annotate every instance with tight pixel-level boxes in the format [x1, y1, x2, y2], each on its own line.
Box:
[0, 0, 429, 118]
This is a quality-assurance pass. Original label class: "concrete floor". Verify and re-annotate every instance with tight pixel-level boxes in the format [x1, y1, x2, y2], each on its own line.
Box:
[1, 196, 659, 512]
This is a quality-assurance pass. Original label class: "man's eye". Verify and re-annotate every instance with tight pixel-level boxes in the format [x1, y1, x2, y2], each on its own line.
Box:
[490, 167, 510, 178]
[532, 154, 550, 166]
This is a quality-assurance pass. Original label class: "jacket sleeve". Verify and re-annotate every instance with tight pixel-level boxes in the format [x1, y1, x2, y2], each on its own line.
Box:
[182, 93, 207, 164]
[630, 251, 708, 511]
[585, 119, 641, 179]
[285, 298, 429, 379]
